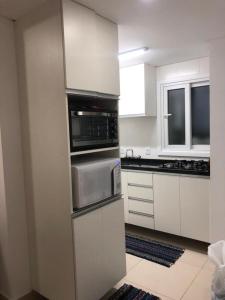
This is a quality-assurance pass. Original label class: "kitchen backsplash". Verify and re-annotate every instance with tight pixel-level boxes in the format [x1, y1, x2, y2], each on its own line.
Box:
[120, 146, 209, 161]
[120, 146, 159, 159]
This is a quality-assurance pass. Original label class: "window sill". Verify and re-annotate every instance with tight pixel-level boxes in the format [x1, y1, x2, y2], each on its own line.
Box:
[159, 150, 210, 158]
[119, 113, 146, 118]
[119, 114, 156, 118]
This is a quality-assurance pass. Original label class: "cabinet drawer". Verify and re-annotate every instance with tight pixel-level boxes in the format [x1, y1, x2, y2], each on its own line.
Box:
[128, 198, 154, 215]
[128, 211, 155, 229]
[127, 172, 153, 187]
[128, 185, 153, 201]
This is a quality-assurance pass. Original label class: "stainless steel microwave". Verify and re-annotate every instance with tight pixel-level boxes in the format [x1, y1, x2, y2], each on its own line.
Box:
[71, 158, 121, 209]
[68, 93, 119, 152]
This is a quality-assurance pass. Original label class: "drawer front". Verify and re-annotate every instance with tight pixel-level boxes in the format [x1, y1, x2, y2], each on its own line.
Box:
[128, 185, 153, 201]
[128, 198, 154, 215]
[127, 172, 153, 187]
[128, 211, 155, 229]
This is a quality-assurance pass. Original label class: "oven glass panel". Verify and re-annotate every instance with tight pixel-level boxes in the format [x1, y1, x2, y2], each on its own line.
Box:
[68, 94, 118, 152]
[71, 115, 118, 149]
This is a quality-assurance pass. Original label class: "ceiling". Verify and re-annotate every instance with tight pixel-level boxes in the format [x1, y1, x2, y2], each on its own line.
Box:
[77, 0, 225, 66]
[1, 0, 225, 66]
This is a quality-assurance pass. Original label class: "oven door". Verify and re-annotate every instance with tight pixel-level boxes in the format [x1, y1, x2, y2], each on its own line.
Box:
[69, 111, 118, 152]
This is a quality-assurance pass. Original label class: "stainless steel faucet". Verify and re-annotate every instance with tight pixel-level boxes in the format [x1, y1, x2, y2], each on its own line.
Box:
[126, 148, 134, 158]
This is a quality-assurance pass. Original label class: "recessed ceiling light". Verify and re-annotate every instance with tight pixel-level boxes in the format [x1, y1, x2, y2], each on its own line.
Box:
[118, 47, 149, 61]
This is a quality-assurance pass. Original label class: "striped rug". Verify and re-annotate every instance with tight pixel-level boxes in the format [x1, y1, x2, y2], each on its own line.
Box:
[109, 284, 160, 300]
[126, 234, 184, 267]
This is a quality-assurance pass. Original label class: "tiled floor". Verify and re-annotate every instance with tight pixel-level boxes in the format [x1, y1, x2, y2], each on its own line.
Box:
[114, 226, 215, 300]
[1, 226, 215, 300]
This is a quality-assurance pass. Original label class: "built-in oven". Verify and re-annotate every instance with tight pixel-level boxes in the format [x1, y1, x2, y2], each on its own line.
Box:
[68, 93, 119, 152]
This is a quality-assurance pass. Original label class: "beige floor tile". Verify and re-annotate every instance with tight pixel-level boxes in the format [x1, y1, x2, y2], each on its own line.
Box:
[179, 250, 208, 268]
[182, 268, 213, 300]
[203, 259, 216, 273]
[124, 259, 200, 300]
[126, 254, 142, 272]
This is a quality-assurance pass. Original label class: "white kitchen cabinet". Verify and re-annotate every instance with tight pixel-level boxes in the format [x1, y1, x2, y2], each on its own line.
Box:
[122, 169, 209, 242]
[154, 174, 180, 235]
[73, 199, 126, 300]
[63, 0, 120, 95]
[95, 15, 120, 95]
[180, 177, 209, 242]
[128, 211, 155, 229]
[123, 171, 155, 229]
[119, 64, 156, 117]
[73, 208, 102, 300]
[121, 171, 128, 222]
[128, 185, 154, 201]
[63, 0, 97, 92]
[128, 199, 154, 215]
[101, 201, 126, 291]
[127, 171, 153, 186]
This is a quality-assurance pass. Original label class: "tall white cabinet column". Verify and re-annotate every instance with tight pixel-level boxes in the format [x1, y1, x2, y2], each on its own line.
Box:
[16, 1, 76, 299]
[15, 0, 123, 299]
[0, 16, 31, 300]
[210, 37, 225, 242]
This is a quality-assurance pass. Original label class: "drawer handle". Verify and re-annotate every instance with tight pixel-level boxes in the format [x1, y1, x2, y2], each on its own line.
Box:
[128, 196, 153, 204]
[129, 210, 154, 218]
[128, 183, 152, 188]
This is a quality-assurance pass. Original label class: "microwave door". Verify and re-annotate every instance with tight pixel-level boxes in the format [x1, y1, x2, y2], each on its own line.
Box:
[70, 110, 118, 152]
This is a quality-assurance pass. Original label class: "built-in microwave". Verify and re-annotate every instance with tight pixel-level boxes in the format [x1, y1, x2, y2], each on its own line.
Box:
[71, 158, 121, 209]
[68, 93, 119, 152]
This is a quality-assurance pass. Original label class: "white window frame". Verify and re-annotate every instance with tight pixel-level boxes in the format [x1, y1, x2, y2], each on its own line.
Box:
[159, 77, 210, 157]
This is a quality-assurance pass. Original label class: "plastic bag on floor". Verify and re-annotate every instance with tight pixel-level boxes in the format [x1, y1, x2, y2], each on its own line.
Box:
[208, 241, 225, 300]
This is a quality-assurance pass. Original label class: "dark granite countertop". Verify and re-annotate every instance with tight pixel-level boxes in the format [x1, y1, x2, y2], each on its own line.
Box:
[121, 158, 210, 177]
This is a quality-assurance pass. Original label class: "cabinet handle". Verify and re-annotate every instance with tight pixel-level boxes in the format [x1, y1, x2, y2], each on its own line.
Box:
[129, 210, 154, 218]
[128, 196, 153, 204]
[128, 183, 152, 188]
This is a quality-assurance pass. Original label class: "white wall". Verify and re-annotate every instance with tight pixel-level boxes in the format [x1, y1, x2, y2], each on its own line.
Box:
[157, 57, 209, 82]
[119, 117, 157, 147]
[119, 57, 209, 157]
[0, 16, 31, 299]
[209, 37, 225, 242]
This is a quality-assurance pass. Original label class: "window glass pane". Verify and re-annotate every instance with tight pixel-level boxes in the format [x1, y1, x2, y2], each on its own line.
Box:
[168, 88, 185, 145]
[191, 85, 210, 145]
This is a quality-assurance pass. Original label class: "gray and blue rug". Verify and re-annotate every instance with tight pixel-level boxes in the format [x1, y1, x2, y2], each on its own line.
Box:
[109, 284, 160, 300]
[126, 234, 184, 267]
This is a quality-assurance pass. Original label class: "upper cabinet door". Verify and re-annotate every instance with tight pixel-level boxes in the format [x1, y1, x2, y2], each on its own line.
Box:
[95, 15, 120, 95]
[119, 64, 156, 117]
[63, 1, 120, 96]
[63, 0, 97, 92]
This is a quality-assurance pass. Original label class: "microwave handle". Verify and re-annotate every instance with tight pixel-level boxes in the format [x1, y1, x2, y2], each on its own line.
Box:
[74, 111, 115, 117]
[112, 163, 121, 195]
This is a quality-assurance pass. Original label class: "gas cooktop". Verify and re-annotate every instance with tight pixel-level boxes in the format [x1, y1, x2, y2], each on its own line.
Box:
[159, 160, 209, 172]
[121, 158, 210, 176]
